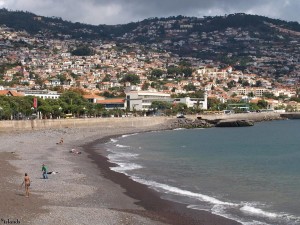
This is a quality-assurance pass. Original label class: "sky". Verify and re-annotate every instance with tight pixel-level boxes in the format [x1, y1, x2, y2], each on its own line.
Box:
[0, 0, 299, 25]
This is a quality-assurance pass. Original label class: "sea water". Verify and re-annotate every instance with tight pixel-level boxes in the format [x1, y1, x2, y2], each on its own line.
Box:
[102, 119, 300, 225]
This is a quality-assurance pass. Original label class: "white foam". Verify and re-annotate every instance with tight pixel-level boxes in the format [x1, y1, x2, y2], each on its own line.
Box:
[108, 152, 139, 161]
[116, 144, 130, 148]
[131, 177, 237, 206]
[242, 221, 271, 225]
[110, 173, 299, 225]
[110, 162, 142, 173]
[121, 133, 138, 138]
[110, 138, 118, 143]
[240, 205, 278, 218]
[173, 128, 186, 131]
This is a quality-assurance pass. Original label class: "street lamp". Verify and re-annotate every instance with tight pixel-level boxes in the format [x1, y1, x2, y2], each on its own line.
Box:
[31, 107, 36, 119]
[83, 107, 86, 118]
[58, 107, 62, 119]
[0, 106, 3, 120]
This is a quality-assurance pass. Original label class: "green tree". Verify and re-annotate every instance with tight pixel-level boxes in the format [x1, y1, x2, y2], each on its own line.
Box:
[151, 69, 164, 78]
[38, 105, 53, 119]
[71, 45, 94, 56]
[208, 98, 222, 111]
[121, 74, 140, 85]
[255, 80, 262, 87]
[262, 92, 276, 99]
[59, 91, 88, 115]
[248, 92, 254, 97]
[183, 83, 196, 91]
[172, 103, 187, 113]
[167, 66, 180, 75]
[142, 82, 150, 90]
[102, 74, 111, 82]
[57, 74, 67, 84]
[227, 80, 236, 88]
[181, 67, 193, 77]
[151, 101, 172, 110]
[290, 97, 300, 102]
[257, 100, 268, 109]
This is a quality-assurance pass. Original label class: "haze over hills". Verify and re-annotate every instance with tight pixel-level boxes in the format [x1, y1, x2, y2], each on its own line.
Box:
[1, 8, 300, 78]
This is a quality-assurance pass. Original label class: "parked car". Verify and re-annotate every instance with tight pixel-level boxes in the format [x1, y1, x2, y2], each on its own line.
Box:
[176, 113, 185, 118]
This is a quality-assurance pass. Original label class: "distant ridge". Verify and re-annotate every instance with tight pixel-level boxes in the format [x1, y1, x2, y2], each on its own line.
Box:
[1, 8, 300, 41]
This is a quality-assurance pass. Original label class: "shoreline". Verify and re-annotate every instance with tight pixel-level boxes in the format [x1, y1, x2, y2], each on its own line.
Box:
[82, 134, 241, 225]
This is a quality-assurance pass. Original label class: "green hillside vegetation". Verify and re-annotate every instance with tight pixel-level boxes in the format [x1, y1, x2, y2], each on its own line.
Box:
[1, 9, 300, 42]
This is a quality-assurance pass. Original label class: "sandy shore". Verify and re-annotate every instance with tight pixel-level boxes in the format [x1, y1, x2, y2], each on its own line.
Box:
[0, 117, 245, 225]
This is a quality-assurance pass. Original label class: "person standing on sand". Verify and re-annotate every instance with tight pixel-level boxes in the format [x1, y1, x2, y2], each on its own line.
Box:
[21, 173, 30, 197]
[42, 164, 48, 179]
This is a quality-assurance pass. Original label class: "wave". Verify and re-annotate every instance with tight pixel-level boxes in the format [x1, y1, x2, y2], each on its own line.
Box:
[173, 128, 186, 131]
[240, 205, 300, 225]
[110, 162, 143, 173]
[121, 133, 138, 138]
[124, 176, 300, 225]
[240, 205, 278, 218]
[131, 176, 236, 206]
[116, 144, 130, 148]
[110, 138, 118, 143]
[108, 152, 139, 161]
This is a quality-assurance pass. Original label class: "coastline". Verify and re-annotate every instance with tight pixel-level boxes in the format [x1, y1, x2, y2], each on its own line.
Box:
[1, 113, 294, 224]
[83, 134, 241, 225]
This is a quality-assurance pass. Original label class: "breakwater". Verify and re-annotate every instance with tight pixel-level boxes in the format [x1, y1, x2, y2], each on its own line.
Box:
[170, 112, 299, 129]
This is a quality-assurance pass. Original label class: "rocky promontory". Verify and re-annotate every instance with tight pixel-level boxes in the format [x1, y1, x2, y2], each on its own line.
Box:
[215, 119, 254, 127]
[167, 112, 291, 129]
[168, 117, 254, 129]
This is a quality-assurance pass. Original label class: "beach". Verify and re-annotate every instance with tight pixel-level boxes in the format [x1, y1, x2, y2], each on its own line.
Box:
[0, 113, 286, 225]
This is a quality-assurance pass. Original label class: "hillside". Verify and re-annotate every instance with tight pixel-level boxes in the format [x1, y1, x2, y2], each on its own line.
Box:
[0, 8, 138, 39]
[1, 9, 300, 77]
[1, 9, 300, 42]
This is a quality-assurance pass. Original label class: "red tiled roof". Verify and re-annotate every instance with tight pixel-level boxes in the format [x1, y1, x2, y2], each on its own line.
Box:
[97, 98, 125, 104]
[83, 94, 104, 100]
[0, 90, 24, 96]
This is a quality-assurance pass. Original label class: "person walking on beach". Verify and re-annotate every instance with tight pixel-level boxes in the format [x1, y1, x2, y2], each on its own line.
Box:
[21, 173, 30, 197]
[42, 164, 48, 179]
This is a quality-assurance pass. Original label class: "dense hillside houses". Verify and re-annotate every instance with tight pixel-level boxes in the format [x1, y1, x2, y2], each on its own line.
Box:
[1, 12, 300, 114]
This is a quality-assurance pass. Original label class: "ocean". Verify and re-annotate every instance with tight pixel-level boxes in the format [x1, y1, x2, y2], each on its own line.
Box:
[101, 119, 300, 225]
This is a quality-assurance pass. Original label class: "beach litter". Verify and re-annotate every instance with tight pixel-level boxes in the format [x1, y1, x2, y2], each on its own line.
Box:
[69, 149, 82, 155]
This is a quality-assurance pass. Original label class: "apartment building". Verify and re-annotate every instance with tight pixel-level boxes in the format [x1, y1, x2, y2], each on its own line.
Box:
[125, 90, 172, 111]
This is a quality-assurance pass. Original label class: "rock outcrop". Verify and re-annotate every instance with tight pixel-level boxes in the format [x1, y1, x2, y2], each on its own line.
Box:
[168, 118, 213, 129]
[280, 113, 300, 119]
[215, 119, 254, 127]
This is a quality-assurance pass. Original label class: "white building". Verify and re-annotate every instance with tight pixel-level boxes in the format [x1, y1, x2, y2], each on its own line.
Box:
[125, 90, 172, 111]
[173, 93, 208, 110]
[24, 90, 60, 99]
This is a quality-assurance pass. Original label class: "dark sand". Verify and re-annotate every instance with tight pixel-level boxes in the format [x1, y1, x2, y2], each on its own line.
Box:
[83, 136, 241, 225]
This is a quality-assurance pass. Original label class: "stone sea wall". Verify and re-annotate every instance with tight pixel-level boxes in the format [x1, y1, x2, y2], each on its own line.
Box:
[0, 116, 171, 132]
[0, 112, 299, 132]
